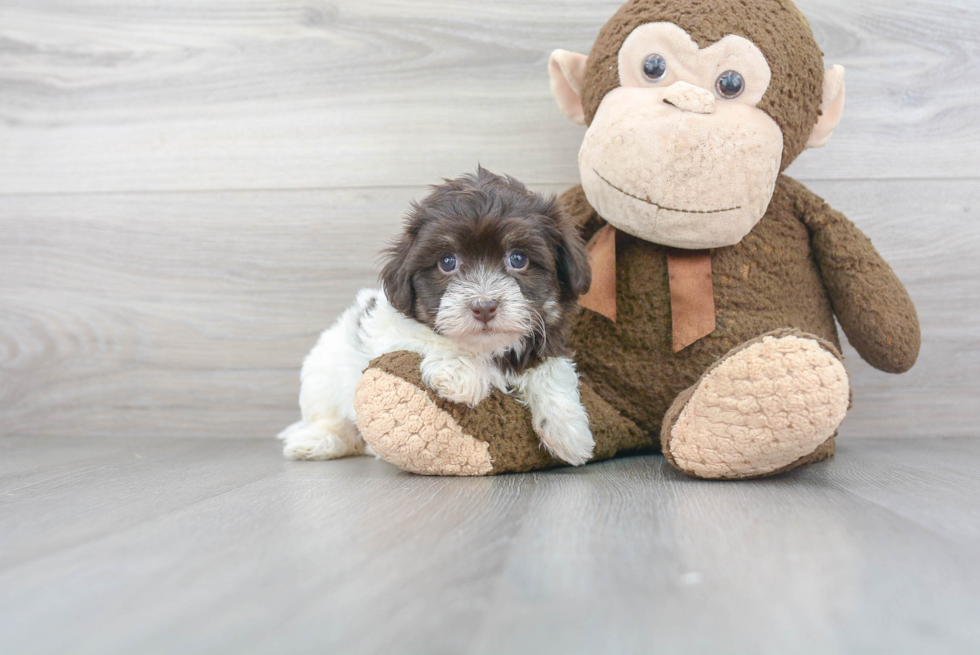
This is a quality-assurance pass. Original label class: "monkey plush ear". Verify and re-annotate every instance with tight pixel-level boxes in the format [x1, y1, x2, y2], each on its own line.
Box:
[549, 50, 589, 126]
[807, 65, 847, 149]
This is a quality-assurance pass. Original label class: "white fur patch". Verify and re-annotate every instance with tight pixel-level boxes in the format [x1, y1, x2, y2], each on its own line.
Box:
[435, 266, 536, 354]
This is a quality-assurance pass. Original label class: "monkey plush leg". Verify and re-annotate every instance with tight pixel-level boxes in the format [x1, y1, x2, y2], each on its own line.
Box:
[661, 330, 850, 480]
[354, 351, 649, 476]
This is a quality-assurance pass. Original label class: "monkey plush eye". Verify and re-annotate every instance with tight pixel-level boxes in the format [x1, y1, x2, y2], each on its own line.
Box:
[508, 252, 529, 270]
[438, 255, 458, 273]
[716, 70, 745, 99]
[643, 54, 668, 82]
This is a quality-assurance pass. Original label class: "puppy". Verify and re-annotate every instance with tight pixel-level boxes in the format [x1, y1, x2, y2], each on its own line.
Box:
[278, 168, 595, 466]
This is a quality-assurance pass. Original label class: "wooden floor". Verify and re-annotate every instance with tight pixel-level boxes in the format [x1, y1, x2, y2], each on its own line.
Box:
[2, 436, 979, 654]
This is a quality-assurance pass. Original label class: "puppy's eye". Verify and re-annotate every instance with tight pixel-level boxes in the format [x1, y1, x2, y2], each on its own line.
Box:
[438, 255, 458, 273]
[508, 253, 529, 270]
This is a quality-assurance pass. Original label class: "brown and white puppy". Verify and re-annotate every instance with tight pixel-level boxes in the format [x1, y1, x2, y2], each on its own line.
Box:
[279, 168, 596, 466]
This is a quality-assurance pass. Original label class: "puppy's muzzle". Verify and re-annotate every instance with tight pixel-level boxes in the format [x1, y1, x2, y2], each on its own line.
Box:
[470, 298, 499, 325]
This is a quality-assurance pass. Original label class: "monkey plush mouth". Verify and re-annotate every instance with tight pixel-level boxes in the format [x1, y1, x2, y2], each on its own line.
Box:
[593, 169, 741, 215]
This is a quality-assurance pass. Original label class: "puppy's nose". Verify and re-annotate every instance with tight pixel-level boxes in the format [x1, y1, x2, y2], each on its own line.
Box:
[471, 299, 499, 324]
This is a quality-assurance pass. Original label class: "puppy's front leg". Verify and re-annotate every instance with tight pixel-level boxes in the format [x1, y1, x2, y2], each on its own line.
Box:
[518, 358, 594, 466]
[420, 354, 492, 407]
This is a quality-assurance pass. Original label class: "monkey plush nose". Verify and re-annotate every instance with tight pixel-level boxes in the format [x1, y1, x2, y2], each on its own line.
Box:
[471, 299, 499, 324]
[662, 81, 715, 114]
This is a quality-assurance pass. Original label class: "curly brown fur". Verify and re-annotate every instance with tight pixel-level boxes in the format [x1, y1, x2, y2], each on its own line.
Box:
[380, 167, 592, 374]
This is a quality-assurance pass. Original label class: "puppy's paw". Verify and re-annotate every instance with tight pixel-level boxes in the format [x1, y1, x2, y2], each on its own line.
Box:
[534, 402, 595, 466]
[519, 357, 595, 466]
[278, 421, 362, 461]
[421, 357, 491, 407]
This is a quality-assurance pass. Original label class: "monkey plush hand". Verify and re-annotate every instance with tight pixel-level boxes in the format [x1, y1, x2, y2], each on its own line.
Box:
[353, 0, 920, 479]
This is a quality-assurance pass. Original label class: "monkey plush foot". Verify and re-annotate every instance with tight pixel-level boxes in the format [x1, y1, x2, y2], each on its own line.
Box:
[661, 330, 850, 480]
[354, 351, 649, 476]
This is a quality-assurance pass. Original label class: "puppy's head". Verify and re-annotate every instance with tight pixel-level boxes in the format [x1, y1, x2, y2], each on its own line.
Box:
[380, 167, 591, 369]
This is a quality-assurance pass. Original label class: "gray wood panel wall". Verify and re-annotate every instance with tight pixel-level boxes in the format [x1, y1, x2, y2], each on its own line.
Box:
[1, 0, 978, 440]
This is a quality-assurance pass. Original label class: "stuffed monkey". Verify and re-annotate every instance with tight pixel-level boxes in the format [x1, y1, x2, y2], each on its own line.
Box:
[353, 0, 920, 479]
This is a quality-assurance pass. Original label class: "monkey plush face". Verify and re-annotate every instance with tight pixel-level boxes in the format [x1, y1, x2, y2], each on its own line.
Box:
[577, 22, 784, 249]
[549, 0, 846, 250]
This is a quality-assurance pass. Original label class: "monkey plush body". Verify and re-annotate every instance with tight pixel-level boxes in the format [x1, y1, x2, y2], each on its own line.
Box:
[353, 0, 920, 479]
[564, 176, 919, 478]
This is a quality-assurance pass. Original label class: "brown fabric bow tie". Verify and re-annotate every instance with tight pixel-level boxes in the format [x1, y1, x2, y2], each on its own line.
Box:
[579, 224, 716, 353]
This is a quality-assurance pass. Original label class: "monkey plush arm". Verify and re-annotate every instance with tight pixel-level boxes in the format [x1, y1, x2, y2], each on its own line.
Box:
[793, 181, 921, 374]
[559, 185, 607, 242]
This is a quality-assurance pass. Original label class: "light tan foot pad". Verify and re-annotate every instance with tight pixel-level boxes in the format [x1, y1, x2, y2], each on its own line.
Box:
[355, 368, 493, 476]
[662, 331, 850, 480]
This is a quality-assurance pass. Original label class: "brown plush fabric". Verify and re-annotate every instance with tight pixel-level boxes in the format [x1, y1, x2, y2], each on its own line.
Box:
[791, 178, 921, 373]
[581, 0, 825, 171]
[560, 174, 919, 440]
[367, 351, 650, 474]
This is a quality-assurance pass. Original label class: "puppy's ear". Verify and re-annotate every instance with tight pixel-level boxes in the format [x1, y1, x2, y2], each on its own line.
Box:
[553, 208, 592, 301]
[379, 221, 418, 317]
